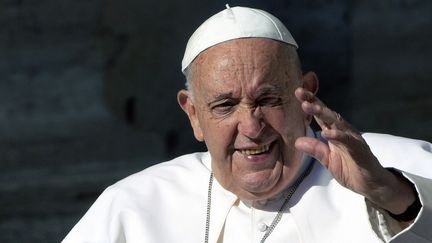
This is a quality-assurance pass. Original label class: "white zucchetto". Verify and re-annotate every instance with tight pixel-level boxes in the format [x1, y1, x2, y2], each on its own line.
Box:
[181, 5, 298, 73]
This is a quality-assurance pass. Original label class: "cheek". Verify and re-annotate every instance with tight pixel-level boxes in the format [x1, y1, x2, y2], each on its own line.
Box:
[263, 105, 306, 139]
[200, 116, 236, 153]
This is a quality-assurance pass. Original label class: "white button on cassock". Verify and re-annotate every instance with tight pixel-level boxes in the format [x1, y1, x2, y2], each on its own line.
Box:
[257, 222, 268, 232]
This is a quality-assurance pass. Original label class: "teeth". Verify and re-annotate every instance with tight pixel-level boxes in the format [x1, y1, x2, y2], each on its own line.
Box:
[241, 144, 270, 155]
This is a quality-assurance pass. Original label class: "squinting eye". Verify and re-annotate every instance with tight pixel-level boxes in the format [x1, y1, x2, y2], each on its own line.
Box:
[212, 102, 235, 115]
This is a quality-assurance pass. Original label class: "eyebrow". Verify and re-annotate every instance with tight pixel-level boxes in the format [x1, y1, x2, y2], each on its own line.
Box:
[254, 85, 283, 97]
[206, 84, 286, 107]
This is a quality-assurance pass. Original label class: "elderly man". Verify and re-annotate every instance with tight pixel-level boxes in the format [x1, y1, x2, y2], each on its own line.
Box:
[63, 6, 432, 243]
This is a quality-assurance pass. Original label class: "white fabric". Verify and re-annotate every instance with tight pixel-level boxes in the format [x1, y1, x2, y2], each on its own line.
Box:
[62, 133, 432, 243]
[181, 5, 298, 73]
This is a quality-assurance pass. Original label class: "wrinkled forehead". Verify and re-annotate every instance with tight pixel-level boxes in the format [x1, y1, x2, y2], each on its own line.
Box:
[188, 38, 301, 96]
[191, 38, 299, 78]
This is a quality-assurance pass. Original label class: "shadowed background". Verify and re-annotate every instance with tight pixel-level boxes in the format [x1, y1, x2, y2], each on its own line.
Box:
[1, 0, 431, 242]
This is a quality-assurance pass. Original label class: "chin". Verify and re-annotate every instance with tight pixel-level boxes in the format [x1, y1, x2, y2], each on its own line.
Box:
[239, 172, 280, 196]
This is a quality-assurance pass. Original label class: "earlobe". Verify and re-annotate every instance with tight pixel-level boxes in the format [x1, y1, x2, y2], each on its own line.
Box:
[177, 90, 204, 142]
[302, 71, 319, 95]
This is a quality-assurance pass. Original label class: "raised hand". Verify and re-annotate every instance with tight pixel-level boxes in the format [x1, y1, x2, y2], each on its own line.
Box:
[294, 87, 416, 215]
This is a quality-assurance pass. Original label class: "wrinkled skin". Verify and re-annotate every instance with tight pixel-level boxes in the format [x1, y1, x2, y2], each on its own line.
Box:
[178, 38, 416, 216]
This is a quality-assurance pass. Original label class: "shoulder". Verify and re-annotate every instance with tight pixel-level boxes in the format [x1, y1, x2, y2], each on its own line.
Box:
[362, 133, 431, 149]
[362, 133, 432, 177]
[62, 152, 211, 242]
[108, 152, 211, 198]
[118, 152, 210, 183]
[84, 152, 211, 226]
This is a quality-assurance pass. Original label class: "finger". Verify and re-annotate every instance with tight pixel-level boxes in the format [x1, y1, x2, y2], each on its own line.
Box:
[321, 125, 363, 143]
[321, 129, 350, 142]
[295, 87, 315, 103]
[295, 88, 336, 120]
[320, 129, 369, 162]
[302, 102, 333, 130]
[300, 102, 343, 132]
[295, 87, 331, 130]
[295, 88, 330, 129]
[296, 87, 346, 131]
[310, 105, 343, 127]
[295, 87, 328, 105]
[295, 137, 330, 168]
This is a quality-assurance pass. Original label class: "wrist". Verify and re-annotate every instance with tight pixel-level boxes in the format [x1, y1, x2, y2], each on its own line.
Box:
[368, 168, 417, 215]
[385, 169, 421, 221]
[387, 191, 421, 222]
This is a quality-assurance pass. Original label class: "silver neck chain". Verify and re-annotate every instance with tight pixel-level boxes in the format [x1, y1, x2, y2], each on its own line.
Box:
[204, 161, 314, 243]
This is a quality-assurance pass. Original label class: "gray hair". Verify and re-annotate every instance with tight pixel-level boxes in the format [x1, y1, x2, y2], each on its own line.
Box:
[183, 64, 194, 101]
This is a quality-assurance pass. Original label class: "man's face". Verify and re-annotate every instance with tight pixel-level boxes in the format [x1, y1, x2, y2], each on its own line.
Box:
[182, 38, 311, 200]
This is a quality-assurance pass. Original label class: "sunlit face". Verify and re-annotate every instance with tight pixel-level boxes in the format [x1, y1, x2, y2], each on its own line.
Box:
[181, 38, 310, 200]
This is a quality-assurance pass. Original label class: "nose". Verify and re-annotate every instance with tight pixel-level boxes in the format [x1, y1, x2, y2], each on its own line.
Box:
[237, 106, 264, 139]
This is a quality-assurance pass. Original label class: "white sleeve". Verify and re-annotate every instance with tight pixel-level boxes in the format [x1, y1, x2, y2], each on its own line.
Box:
[362, 133, 432, 242]
[367, 172, 432, 243]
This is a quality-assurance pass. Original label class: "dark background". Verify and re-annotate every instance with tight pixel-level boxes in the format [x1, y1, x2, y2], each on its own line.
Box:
[1, 0, 431, 242]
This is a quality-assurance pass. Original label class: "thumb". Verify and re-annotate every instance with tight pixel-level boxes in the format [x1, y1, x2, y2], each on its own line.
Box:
[295, 137, 330, 168]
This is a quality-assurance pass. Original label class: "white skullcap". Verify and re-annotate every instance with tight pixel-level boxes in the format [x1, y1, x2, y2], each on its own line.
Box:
[181, 5, 298, 73]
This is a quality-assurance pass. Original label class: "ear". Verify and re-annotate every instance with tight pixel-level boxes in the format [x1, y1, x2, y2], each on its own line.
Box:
[302, 71, 319, 95]
[301, 71, 319, 125]
[177, 90, 204, 141]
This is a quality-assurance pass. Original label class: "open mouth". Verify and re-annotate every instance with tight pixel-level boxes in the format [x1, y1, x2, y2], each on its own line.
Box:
[239, 143, 271, 155]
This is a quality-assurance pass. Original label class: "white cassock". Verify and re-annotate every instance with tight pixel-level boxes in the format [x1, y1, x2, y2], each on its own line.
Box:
[62, 132, 432, 243]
